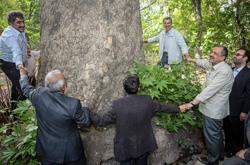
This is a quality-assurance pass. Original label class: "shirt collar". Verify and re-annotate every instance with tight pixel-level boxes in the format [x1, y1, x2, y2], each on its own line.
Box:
[212, 61, 225, 70]
[165, 28, 173, 35]
[234, 65, 245, 72]
[126, 94, 138, 97]
[8, 25, 21, 35]
[8, 25, 25, 37]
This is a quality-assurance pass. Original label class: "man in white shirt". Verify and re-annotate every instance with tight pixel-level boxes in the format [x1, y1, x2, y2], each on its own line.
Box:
[24, 45, 40, 87]
[185, 45, 234, 165]
[143, 17, 189, 66]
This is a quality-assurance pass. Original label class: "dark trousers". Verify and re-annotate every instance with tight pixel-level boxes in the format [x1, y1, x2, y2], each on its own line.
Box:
[40, 155, 86, 165]
[203, 114, 224, 165]
[120, 152, 148, 165]
[223, 116, 244, 154]
[0, 59, 26, 111]
[157, 52, 168, 67]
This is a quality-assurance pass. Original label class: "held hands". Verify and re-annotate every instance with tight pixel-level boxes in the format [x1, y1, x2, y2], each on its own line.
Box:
[19, 66, 29, 75]
[184, 54, 192, 62]
[179, 103, 194, 113]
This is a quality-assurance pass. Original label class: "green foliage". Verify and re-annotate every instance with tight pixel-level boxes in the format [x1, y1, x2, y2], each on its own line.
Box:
[0, 100, 38, 164]
[141, 0, 250, 63]
[131, 59, 202, 132]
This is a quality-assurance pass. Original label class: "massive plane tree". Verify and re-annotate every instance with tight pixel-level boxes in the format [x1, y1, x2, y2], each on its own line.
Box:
[40, 0, 144, 163]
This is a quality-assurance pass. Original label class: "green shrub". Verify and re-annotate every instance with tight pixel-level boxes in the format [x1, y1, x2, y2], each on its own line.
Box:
[131, 59, 203, 132]
[0, 100, 38, 165]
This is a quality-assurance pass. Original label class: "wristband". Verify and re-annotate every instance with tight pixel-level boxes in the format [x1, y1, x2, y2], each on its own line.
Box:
[190, 102, 195, 106]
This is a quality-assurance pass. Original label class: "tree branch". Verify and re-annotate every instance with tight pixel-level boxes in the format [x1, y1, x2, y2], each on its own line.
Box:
[140, 1, 157, 11]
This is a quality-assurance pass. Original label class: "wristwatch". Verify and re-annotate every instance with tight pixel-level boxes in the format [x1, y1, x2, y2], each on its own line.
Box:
[190, 102, 195, 106]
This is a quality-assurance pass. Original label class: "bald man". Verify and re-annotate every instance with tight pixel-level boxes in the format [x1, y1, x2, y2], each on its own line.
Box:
[19, 69, 90, 165]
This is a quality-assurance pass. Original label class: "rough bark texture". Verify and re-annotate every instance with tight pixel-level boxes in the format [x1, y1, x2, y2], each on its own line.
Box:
[39, 0, 144, 106]
[40, 0, 203, 164]
[40, 0, 144, 164]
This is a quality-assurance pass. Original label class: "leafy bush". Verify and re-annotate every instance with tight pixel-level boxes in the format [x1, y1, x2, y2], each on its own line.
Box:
[131, 59, 203, 132]
[0, 100, 38, 165]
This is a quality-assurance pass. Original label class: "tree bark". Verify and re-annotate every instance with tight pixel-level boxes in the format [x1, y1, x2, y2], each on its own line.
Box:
[190, 0, 202, 20]
[190, 0, 202, 59]
[162, 0, 171, 17]
[236, 0, 246, 47]
[40, 0, 144, 163]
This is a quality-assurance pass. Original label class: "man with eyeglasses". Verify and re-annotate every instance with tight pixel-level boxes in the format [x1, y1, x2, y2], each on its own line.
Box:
[143, 17, 189, 67]
[223, 48, 250, 159]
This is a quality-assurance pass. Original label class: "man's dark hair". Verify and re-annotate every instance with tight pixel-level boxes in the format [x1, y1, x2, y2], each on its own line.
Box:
[163, 17, 172, 23]
[123, 74, 140, 94]
[216, 45, 228, 60]
[238, 48, 250, 63]
[7, 11, 24, 24]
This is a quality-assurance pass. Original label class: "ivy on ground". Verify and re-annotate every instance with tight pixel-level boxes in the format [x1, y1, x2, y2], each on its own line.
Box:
[0, 100, 38, 165]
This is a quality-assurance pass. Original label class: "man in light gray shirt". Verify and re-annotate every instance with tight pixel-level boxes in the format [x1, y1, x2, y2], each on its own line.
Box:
[143, 17, 189, 66]
[0, 11, 27, 112]
[185, 45, 234, 165]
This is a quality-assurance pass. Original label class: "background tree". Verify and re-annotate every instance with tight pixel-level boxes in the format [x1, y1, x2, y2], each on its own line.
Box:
[141, 0, 250, 64]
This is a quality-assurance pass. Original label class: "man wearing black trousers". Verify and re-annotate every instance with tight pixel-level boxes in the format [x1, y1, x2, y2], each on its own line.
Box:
[90, 74, 189, 164]
[0, 11, 27, 112]
[223, 48, 250, 157]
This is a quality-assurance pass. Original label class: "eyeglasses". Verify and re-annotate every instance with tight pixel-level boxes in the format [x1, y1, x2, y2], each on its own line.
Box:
[163, 22, 172, 25]
[235, 53, 244, 56]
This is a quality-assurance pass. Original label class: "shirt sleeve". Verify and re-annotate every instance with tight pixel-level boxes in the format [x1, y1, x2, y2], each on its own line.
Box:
[151, 95, 180, 113]
[73, 101, 90, 127]
[148, 33, 161, 43]
[5, 35, 24, 67]
[176, 31, 188, 54]
[196, 59, 212, 71]
[90, 102, 116, 126]
[19, 75, 36, 101]
[196, 70, 232, 102]
[242, 78, 250, 114]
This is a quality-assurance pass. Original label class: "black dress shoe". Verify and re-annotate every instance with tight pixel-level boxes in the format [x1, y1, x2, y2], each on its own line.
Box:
[198, 157, 211, 165]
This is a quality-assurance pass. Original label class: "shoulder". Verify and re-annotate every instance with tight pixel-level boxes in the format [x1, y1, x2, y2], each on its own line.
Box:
[172, 28, 181, 34]
[113, 94, 152, 103]
[220, 62, 233, 73]
[242, 66, 250, 79]
[216, 63, 234, 79]
[31, 51, 40, 57]
[61, 94, 79, 103]
[243, 66, 250, 73]
[1, 28, 17, 40]
[160, 30, 165, 34]
[35, 86, 49, 94]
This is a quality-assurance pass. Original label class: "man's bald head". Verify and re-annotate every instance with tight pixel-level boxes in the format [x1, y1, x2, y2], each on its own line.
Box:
[45, 70, 67, 92]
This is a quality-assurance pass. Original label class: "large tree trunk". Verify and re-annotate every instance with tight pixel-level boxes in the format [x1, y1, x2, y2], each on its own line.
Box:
[40, 0, 144, 163]
[39, 0, 203, 164]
